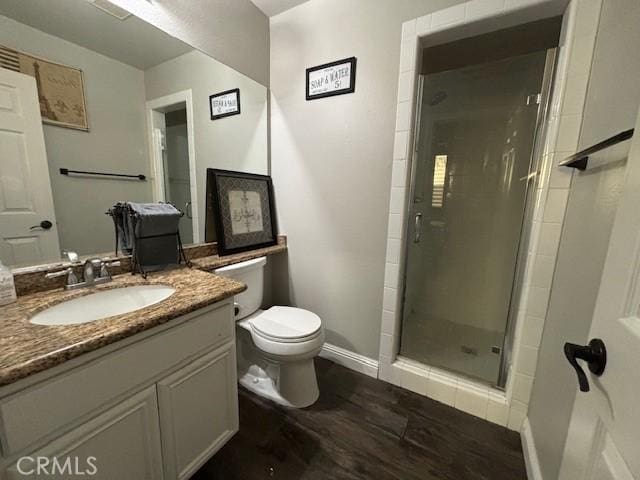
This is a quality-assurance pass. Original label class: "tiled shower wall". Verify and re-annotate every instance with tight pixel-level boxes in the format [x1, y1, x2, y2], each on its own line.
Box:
[379, 0, 602, 431]
[505, 0, 602, 430]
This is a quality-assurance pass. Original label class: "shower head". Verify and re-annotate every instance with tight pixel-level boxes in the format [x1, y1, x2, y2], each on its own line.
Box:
[428, 91, 448, 106]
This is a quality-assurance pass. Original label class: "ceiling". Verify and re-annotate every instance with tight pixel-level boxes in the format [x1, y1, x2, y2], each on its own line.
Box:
[0, 0, 192, 70]
[250, 0, 311, 17]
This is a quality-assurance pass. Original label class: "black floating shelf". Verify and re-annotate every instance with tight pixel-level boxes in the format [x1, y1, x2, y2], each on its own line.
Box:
[559, 129, 634, 170]
[60, 168, 146, 181]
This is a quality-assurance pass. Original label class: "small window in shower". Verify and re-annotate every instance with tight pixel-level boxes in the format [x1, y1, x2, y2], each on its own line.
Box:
[431, 155, 447, 208]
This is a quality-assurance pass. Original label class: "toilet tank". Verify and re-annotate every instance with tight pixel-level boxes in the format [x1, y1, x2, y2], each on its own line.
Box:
[214, 256, 266, 320]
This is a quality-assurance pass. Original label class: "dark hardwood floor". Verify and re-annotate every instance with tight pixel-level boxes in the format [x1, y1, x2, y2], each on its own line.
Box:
[193, 358, 526, 480]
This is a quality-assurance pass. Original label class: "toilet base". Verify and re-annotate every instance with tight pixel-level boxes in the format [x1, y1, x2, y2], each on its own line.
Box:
[236, 328, 320, 408]
[239, 364, 291, 406]
[238, 362, 320, 408]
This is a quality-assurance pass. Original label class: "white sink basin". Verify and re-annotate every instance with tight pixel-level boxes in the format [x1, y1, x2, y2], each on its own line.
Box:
[30, 285, 176, 326]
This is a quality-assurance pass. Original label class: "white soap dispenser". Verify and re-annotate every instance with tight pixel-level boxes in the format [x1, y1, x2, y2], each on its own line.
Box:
[0, 261, 17, 306]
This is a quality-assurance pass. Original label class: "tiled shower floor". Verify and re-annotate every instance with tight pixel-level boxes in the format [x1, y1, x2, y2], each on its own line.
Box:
[400, 312, 503, 384]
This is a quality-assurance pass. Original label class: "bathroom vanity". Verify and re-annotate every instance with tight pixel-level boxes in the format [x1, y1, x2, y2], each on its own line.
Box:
[0, 0, 284, 476]
[0, 268, 245, 479]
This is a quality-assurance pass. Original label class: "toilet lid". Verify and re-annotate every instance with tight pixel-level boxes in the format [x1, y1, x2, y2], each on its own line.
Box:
[251, 306, 322, 342]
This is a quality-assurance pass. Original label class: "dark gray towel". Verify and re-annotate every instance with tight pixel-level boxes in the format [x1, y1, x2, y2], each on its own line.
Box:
[128, 203, 182, 236]
[128, 202, 182, 271]
[110, 202, 134, 254]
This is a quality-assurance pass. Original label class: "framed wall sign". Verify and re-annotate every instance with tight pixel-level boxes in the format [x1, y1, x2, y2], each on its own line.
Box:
[209, 88, 241, 120]
[306, 57, 357, 100]
[205, 169, 278, 255]
[0, 44, 89, 131]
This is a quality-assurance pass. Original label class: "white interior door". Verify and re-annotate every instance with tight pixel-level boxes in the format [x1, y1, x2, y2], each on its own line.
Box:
[0, 68, 60, 266]
[558, 112, 640, 479]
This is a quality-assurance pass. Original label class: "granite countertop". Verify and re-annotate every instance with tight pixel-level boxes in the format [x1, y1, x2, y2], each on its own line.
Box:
[0, 268, 246, 387]
[192, 243, 287, 272]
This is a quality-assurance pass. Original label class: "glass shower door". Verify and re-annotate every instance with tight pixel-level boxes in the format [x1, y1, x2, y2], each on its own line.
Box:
[400, 51, 550, 385]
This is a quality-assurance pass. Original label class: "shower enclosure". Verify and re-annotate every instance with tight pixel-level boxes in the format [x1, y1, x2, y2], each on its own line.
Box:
[400, 49, 555, 388]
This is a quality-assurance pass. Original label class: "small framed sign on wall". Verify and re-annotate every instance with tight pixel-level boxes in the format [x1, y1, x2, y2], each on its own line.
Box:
[306, 57, 357, 101]
[209, 88, 241, 120]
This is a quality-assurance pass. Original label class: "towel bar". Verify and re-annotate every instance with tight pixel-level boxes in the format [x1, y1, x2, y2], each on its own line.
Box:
[559, 129, 634, 170]
[60, 168, 146, 181]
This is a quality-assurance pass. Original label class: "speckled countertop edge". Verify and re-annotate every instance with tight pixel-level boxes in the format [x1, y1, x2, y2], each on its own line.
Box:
[0, 268, 245, 387]
[0, 241, 288, 387]
[192, 243, 288, 272]
[12, 236, 287, 297]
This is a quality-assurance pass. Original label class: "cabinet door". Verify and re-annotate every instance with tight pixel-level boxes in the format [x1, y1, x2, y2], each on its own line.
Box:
[157, 343, 238, 480]
[5, 386, 163, 480]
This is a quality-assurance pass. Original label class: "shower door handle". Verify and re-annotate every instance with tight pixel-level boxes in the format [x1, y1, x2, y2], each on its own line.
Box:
[414, 213, 423, 243]
[185, 202, 192, 219]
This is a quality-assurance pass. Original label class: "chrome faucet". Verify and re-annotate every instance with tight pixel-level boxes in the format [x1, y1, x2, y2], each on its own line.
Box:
[62, 250, 79, 263]
[45, 267, 79, 288]
[45, 257, 121, 291]
[83, 258, 103, 286]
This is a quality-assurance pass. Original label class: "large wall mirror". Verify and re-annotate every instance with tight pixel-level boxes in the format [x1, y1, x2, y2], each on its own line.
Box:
[0, 0, 268, 269]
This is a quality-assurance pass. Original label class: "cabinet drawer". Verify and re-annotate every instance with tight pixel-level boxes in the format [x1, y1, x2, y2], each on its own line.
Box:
[0, 301, 233, 457]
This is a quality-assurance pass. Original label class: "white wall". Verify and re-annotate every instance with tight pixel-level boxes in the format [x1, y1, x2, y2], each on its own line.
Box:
[270, 0, 467, 359]
[144, 50, 268, 244]
[0, 15, 152, 257]
[110, 0, 270, 86]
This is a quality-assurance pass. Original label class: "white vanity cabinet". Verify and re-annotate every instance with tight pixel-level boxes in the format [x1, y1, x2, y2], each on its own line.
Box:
[4, 386, 164, 480]
[0, 300, 238, 480]
[158, 344, 238, 480]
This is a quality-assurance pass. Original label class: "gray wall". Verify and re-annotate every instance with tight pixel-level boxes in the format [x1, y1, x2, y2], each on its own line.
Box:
[528, 1, 640, 478]
[0, 15, 152, 257]
[110, 0, 270, 86]
[270, 0, 466, 359]
[144, 50, 268, 244]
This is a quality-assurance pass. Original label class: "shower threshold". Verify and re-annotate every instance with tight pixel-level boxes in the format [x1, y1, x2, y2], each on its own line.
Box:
[391, 355, 511, 425]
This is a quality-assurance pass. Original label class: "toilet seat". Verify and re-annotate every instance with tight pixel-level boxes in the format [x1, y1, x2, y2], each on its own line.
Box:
[249, 306, 325, 361]
[250, 306, 322, 343]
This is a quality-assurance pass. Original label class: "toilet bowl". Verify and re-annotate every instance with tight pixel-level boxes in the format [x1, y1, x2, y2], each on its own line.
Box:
[214, 257, 324, 408]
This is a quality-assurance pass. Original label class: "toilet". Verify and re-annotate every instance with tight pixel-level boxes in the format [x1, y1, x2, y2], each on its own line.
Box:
[214, 257, 324, 408]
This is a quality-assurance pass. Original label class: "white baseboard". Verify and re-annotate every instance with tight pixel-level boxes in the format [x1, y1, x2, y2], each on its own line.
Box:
[319, 343, 379, 378]
[522, 417, 543, 480]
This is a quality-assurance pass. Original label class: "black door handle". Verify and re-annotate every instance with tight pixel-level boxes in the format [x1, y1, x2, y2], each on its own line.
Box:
[564, 338, 606, 392]
[30, 220, 53, 230]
